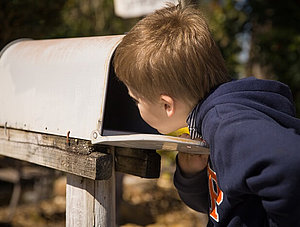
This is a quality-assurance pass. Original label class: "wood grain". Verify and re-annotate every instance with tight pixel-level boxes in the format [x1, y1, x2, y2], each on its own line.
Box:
[0, 127, 112, 180]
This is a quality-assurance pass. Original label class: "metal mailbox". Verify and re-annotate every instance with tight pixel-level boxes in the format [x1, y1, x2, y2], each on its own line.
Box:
[0, 36, 209, 154]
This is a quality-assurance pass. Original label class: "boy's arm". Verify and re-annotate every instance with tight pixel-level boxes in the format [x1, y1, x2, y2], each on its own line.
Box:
[173, 133, 210, 213]
[173, 155, 209, 213]
[211, 113, 300, 226]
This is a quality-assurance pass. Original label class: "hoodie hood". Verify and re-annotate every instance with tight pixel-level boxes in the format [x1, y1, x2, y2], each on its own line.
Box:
[195, 77, 300, 135]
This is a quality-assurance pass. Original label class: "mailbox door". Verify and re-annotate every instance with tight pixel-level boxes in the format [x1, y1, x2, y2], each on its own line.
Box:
[92, 131, 209, 155]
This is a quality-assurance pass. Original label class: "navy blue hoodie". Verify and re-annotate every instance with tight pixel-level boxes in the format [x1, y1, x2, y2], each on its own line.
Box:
[174, 77, 300, 226]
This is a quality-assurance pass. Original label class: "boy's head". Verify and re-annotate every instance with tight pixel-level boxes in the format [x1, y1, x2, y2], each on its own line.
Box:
[113, 4, 231, 134]
[114, 4, 230, 107]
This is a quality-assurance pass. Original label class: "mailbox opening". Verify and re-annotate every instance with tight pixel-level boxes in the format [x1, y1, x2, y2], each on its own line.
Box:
[102, 61, 159, 136]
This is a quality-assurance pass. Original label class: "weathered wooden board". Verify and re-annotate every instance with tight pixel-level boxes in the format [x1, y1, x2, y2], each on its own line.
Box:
[0, 127, 162, 179]
[66, 150, 116, 227]
[115, 147, 161, 178]
[95, 148, 116, 226]
[66, 174, 95, 226]
[0, 127, 112, 180]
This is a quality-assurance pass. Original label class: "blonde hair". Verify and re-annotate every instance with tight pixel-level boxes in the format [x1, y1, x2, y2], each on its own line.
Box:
[113, 4, 230, 107]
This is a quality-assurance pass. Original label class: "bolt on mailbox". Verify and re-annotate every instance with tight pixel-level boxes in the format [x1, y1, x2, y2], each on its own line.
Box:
[0, 35, 209, 155]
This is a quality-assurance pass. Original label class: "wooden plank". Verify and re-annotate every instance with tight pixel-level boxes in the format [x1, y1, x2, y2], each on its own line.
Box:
[115, 147, 161, 178]
[0, 127, 112, 180]
[0, 127, 162, 179]
[1, 126, 94, 155]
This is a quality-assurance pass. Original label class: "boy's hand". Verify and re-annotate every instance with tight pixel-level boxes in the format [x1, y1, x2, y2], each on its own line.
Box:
[178, 133, 209, 177]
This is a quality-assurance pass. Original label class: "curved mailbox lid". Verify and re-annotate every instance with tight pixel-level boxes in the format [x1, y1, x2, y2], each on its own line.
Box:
[91, 130, 210, 155]
[0, 35, 124, 140]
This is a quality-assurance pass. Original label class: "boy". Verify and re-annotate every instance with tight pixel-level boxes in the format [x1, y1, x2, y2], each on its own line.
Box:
[113, 3, 300, 227]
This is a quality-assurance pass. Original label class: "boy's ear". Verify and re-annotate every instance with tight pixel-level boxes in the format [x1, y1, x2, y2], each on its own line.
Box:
[160, 95, 175, 118]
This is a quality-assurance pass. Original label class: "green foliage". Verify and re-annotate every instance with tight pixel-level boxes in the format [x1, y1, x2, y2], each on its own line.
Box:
[200, 0, 300, 116]
[55, 0, 139, 38]
[0, 0, 139, 49]
[0, 0, 67, 49]
[202, 0, 248, 78]
[241, 0, 300, 116]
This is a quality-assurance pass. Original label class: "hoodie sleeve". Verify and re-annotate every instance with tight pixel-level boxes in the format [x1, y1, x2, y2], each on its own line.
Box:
[173, 155, 209, 213]
[210, 111, 300, 226]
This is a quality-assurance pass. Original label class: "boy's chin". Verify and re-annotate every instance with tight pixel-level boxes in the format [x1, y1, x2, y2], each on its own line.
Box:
[157, 129, 170, 135]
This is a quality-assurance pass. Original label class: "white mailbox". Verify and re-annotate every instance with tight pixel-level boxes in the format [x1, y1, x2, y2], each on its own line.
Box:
[0, 36, 208, 154]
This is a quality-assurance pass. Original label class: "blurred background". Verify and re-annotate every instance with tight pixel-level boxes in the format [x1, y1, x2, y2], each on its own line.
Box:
[0, 0, 300, 226]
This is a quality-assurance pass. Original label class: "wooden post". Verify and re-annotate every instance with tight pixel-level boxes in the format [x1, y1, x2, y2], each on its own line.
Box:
[66, 175, 96, 226]
[95, 148, 116, 227]
[66, 148, 116, 227]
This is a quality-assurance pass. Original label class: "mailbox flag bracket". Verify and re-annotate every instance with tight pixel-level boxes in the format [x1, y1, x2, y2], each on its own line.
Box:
[91, 130, 210, 155]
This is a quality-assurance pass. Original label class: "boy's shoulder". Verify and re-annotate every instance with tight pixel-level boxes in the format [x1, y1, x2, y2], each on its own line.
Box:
[194, 77, 300, 137]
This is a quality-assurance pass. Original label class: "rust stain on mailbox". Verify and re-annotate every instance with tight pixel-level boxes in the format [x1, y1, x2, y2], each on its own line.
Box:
[0, 35, 209, 154]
